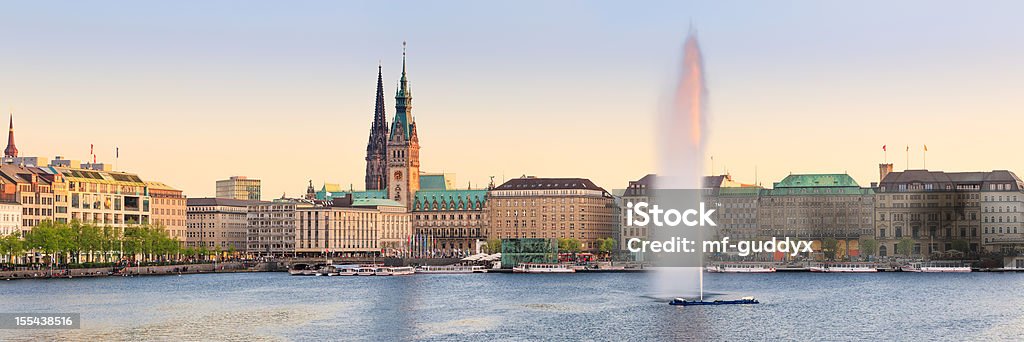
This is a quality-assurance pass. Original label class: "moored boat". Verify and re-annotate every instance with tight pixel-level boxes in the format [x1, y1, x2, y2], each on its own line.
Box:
[901, 261, 971, 273]
[810, 262, 878, 273]
[706, 263, 776, 273]
[416, 265, 488, 274]
[512, 263, 575, 273]
[388, 266, 415, 276]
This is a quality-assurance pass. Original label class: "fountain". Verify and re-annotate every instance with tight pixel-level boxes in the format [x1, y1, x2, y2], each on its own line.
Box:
[651, 27, 708, 300]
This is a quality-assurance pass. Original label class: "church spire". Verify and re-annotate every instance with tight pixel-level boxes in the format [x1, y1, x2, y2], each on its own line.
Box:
[4, 113, 17, 159]
[364, 62, 390, 191]
[392, 41, 414, 141]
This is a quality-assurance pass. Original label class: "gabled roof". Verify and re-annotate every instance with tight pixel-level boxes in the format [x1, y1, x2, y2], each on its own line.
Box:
[413, 189, 487, 211]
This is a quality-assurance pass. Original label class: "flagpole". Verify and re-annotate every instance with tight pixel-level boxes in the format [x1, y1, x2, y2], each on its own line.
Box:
[905, 145, 909, 170]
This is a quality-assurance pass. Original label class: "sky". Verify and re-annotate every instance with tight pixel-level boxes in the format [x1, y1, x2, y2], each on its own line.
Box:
[1, 1, 1023, 198]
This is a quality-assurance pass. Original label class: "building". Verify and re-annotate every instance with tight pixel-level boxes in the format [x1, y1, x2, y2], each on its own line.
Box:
[0, 201, 22, 237]
[216, 176, 261, 201]
[247, 200, 297, 258]
[412, 189, 488, 255]
[147, 181, 187, 243]
[875, 168, 1023, 256]
[488, 176, 617, 251]
[59, 167, 151, 228]
[706, 177, 761, 242]
[186, 198, 253, 252]
[619, 174, 654, 251]
[0, 165, 56, 232]
[980, 172, 1024, 254]
[385, 46, 421, 209]
[294, 196, 410, 258]
[758, 174, 874, 258]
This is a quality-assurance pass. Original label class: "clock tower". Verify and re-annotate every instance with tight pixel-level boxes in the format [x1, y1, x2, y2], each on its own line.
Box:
[387, 42, 420, 210]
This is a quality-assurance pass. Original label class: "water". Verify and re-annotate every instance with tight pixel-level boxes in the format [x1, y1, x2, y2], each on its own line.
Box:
[2, 272, 1022, 341]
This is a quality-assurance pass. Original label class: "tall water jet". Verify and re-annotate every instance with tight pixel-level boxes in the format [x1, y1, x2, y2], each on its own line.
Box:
[651, 28, 708, 298]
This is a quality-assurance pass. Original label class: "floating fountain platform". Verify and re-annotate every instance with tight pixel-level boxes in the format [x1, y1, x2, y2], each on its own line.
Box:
[669, 296, 759, 306]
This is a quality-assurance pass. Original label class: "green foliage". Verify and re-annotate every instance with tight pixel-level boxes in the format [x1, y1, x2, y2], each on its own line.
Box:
[598, 238, 616, 254]
[859, 238, 878, 257]
[897, 238, 915, 256]
[0, 232, 25, 264]
[557, 238, 582, 253]
[15, 220, 182, 265]
[483, 238, 502, 254]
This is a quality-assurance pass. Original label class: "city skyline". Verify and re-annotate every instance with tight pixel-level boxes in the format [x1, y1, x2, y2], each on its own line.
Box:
[3, 1, 1024, 198]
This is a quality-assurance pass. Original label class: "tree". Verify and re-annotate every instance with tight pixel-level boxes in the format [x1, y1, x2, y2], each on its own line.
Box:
[897, 238, 914, 256]
[598, 238, 616, 256]
[859, 238, 878, 258]
[821, 238, 839, 260]
[951, 239, 970, 254]
[483, 238, 502, 254]
[0, 232, 24, 265]
[558, 238, 582, 253]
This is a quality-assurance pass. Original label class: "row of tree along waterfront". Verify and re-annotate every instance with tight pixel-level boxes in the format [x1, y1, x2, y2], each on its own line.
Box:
[0, 220, 229, 267]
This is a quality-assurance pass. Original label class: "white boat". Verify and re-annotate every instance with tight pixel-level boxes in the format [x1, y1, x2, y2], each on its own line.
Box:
[388, 266, 415, 275]
[416, 265, 488, 274]
[706, 263, 776, 273]
[810, 263, 878, 273]
[374, 267, 393, 276]
[512, 263, 575, 273]
[355, 267, 377, 276]
[901, 261, 971, 273]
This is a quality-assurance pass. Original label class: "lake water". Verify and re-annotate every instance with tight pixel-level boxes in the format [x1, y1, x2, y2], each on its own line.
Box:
[1, 271, 1022, 341]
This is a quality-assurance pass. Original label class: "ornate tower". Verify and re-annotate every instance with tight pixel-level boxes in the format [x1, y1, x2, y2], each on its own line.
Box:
[4, 114, 17, 159]
[365, 63, 390, 190]
[387, 42, 420, 210]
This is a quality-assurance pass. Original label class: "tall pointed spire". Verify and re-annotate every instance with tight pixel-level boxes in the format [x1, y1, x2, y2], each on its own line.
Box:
[365, 62, 390, 191]
[392, 41, 414, 141]
[4, 113, 18, 159]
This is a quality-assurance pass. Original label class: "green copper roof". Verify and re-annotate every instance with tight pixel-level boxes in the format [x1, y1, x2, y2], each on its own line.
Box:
[762, 174, 873, 196]
[413, 189, 487, 211]
[714, 187, 761, 196]
[419, 174, 453, 191]
[773, 174, 860, 188]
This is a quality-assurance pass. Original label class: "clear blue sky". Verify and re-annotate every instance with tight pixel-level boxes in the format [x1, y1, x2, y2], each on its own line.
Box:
[1, 1, 1022, 197]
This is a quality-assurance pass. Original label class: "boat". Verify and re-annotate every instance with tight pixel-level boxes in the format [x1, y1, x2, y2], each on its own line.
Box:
[416, 265, 488, 274]
[809, 262, 878, 273]
[288, 264, 315, 276]
[388, 266, 415, 276]
[705, 263, 776, 273]
[374, 267, 393, 276]
[901, 261, 971, 273]
[355, 267, 377, 276]
[512, 263, 575, 273]
[670, 296, 759, 306]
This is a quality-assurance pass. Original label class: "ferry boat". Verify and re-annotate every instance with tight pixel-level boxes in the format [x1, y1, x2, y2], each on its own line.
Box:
[809, 262, 878, 273]
[415, 265, 488, 274]
[705, 263, 776, 273]
[327, 264, 360, 276]
[670, 296, 759, 306]
[900, 261, 971, 273]
[512, 263, 575, 273]
[388, 266, 415, 276]
[355, 267, 377, 276]
[374, 267, 393, 276]
[289, 263, 322, 276]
